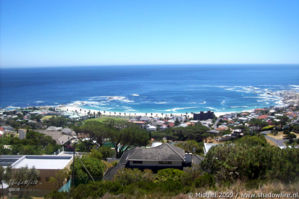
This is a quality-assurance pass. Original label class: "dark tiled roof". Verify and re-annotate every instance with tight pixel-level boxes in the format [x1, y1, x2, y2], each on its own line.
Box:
[103, 148, 135, 180]
[103, 144, 186, 181]
[127, 143, 185, 161]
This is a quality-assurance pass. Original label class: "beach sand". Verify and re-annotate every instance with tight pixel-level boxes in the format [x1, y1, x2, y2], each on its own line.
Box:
[56, 104, 238, 119]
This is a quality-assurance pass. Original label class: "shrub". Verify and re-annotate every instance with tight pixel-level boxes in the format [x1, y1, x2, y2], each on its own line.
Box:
[194, 173, 215, 188]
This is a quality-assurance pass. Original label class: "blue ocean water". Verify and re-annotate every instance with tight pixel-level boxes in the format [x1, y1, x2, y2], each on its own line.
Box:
[0, 65, 299, 113]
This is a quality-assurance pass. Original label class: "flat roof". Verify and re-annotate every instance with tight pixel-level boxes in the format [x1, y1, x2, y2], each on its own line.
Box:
[12, 155, 72, 170]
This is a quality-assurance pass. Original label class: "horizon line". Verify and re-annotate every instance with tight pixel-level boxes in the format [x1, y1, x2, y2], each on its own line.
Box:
[1, 63, 299, 69]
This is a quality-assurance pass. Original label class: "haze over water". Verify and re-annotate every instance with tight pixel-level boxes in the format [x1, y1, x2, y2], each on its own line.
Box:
[1, 65, 298, 113]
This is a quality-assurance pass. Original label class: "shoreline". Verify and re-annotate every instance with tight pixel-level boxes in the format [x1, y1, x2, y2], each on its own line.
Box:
[2, 89, 298, 119]
[55, 105, 259, 119]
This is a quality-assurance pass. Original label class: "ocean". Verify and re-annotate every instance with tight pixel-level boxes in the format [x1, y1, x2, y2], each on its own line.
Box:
[0, 65, 299, 113]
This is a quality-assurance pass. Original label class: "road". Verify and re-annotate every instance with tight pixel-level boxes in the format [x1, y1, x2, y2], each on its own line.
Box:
[264, 135, 286, 149]
[212, 118, 221, 129]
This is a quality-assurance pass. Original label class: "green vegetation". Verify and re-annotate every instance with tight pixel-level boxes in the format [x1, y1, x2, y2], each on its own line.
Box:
[0, 166, 39, 198]
[76, 118, 149, 158]
[175, 140, 203, 154]
[46, 135, 299, 199]
[73, 153, 106, 186]
[249, 118, 268, 129]
[202, 136, 299, 185]
[44, 116, 73, 127]
[262, 125, 275, 131]
[0, 131, 60, 155]
[151, 124, 210, 142]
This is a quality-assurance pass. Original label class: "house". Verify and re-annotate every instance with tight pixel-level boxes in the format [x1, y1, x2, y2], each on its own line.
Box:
[258, 115, 269, 120]
[61, 128, 75, 136]
[203, 143, 219, 155]
[167, 122, 175, 128]
[129, 120, 145, 127]
[178, 123, 188, 128]
[123, 143, 192, 171]
[37, 129, 75, 146]
[146, 124, 157, 131]
[193, 111, 215, 121]
[160, 124, 168, 130]
[18, 129, 27, 140]
[0, 155, 73, 195]
[0, 127, 4, 136]
[208, 130, 220, 134]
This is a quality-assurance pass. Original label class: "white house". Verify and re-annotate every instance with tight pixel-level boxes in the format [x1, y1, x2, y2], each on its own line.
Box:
[203, 143, 219, 155]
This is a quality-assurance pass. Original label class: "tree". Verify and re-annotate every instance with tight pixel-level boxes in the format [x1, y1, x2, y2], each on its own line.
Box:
[49, 168, 70, 190]
[175, 140, 203, 154]
[97, 146, 115, 160]
[76, 120, 107, 146]
[112, 125, 149, 158]
[73, 155, 106, 186]
[0, 166, 4, 199]
[10, 166, 39, 198]
[0, 166, 12, 199]
[174, 118, 180, 126]
[44, 116, 71, 127]
[0, 131, 60, 155]
[285, 133, 296, 144]
[78, 118, 149, 158]
[249, 119, 268, 129]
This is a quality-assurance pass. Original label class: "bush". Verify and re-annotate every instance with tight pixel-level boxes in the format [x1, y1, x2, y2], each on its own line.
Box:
[46, 191, 68, 199]
[194, 173, 215, 188]
[202, 136, 299, 184]
[114, 168, 153, 186]
[155, 168, 184, 183]
[155, 168, 185, 193]
[73, 155, 106, 186]
[98, 146, 115, 159]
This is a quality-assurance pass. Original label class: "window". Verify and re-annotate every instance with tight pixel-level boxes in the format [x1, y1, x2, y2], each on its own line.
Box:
[158, 161, 172, 164]
[132, 161, 143, 164]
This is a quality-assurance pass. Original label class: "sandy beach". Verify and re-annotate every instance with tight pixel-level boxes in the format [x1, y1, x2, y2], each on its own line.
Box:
[56, 104, 241, 119]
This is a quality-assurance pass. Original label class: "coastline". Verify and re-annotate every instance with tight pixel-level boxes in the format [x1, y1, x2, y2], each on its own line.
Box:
[2, 90, 298, 119]
[54, 89, 298, 119]
[55, 105, 261, 119]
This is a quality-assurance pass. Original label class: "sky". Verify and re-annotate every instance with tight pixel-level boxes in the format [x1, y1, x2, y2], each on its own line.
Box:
[0, 0, 299, 67]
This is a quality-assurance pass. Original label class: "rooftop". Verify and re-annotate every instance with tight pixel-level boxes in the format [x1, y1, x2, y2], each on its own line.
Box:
[0, 155, 23, 167]
[127, 143, 185, 162]
[12, 155, 73, 170]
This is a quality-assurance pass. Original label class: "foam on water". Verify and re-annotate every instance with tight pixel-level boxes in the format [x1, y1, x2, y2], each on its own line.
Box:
[1, 65, 298, 113]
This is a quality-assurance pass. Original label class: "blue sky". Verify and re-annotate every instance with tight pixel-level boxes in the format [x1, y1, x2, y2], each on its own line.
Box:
[1, 0, 299, 67]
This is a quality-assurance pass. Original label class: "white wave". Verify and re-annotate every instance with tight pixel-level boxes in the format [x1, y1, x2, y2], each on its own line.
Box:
[154, 101, 168, 104]
[5, 106, 20, 110]
[230, 106, 249, 108]
[88, 96, 134, 103]
[35, 100, 44, 104]
[205, 106, 217, 110]
[199, 101, 207, 104]
[68, 100, 104, 107]
[224, 86, 260, 94]
[122, 106, 136, 112]
[289, 85, 299, 91]
[131, 93, 140, 97]
[106, 96, 134, 103]
[221, 100, 226, 105]
[165, 107, 197, 112]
